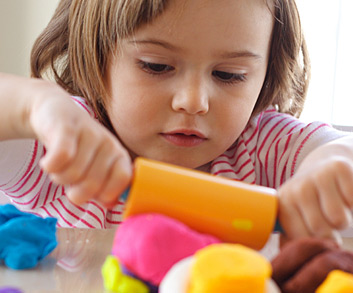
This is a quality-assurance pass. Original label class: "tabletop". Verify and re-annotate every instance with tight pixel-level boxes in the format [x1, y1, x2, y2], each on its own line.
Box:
[1, 228, 353, 293]
[0, 228, 115, 293]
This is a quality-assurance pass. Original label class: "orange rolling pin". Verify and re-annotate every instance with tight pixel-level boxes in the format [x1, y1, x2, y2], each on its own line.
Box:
[122, 157, 279, 250]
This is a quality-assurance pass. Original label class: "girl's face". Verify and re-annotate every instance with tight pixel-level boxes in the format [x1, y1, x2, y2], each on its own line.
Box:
[106, 0, 274, 169]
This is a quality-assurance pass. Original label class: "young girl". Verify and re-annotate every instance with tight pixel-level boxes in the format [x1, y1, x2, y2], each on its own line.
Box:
[0, 0, 352, 244]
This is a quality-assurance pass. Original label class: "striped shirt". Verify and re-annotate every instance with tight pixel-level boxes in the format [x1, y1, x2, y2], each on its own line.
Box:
[0, 97, 346, 228]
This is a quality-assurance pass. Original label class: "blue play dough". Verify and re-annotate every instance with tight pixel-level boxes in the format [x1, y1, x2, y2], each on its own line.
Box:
[0, 204, 57, 270]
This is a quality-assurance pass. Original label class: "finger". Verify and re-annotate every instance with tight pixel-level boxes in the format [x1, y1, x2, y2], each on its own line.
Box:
[278, 187, 312, 239]
[316, 171, 352, 229]
[66, 141, 131, 206]
[271, 237, 338, 286]
[295, 182, 337, 239]
[40, 125, 79, 173]
[48, 129, 101, 185]
[95, 155, 132, 208]
[335, 160, 353, 208]
[65, 141, 117, 205]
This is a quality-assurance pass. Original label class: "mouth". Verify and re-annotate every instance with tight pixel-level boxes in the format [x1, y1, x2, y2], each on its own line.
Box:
[161, 130, 207, 147]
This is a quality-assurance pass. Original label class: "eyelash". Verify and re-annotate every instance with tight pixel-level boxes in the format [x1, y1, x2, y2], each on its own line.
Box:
[138, 61, 174, 75]
[212, 70, 247, 85]
[137, 61, 247, 84]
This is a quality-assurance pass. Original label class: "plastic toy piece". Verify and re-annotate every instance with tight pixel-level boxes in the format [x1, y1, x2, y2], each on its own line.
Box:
[123, 158, 278, 249]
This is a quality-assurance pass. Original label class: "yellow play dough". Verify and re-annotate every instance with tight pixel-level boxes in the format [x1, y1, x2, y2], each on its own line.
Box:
[101, 255, 149, 293]
[188, 243, 272, 293]
[316, 270, 353, 293]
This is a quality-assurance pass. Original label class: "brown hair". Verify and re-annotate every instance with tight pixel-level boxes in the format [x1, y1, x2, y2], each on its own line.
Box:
[31, 0, 309, 133]
[256, 0, 310, 118]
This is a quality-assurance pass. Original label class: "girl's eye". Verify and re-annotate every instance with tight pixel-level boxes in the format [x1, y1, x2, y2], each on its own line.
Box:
[212, 70, 246, 84]
[138, 61, 174, 75]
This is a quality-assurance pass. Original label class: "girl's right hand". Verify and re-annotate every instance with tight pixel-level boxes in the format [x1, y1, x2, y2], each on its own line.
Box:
[0, 74, 132, 208]
[32, 80, 132, 208]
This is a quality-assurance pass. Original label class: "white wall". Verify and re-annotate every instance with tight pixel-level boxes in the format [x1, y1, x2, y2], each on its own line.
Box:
[296, 0, 353, 127]
[0, 0, 59, 76]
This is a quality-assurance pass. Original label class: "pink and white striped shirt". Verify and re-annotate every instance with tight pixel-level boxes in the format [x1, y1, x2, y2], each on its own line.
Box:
[0, 97, 346, 228]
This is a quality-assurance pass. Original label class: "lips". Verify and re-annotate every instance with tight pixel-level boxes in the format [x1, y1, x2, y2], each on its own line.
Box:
[161, 130, 207, 147]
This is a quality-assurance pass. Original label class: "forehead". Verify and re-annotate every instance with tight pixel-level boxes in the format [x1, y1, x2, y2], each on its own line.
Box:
[131, 0, 275, 57]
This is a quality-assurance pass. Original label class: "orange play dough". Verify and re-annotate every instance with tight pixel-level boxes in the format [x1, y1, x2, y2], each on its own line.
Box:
[188, 243, 272, 293]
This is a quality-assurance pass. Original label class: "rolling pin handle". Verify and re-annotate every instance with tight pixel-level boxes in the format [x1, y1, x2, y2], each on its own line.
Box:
[120, 187, 130, 202]
[274, 219, 283, 233]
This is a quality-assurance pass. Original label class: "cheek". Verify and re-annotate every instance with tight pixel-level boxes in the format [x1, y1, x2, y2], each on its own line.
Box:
[108, 97, 145, 134]
[222, 107, 250, 136]
[107, 69, 167, 128]
[107, 87, 163, 140]
[214, 89, 259, 141]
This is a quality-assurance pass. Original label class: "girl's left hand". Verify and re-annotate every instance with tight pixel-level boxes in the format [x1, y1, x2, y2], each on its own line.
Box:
[278, 137, 353, 243]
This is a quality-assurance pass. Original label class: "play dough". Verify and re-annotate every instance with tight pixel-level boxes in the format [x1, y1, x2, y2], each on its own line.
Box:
[0, 204, 57, 270]
[316, 270, 353, 293]
[188, 243, 272, 293]
[111, 213, 220, 285]
[272, 237, 353, 293]
[101, 255, 149, 293]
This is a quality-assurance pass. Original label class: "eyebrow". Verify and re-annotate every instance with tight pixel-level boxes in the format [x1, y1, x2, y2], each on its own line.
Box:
[129, 39, 181, 51]
[129, 38, 262, 60]
[217, 51, 262, 60]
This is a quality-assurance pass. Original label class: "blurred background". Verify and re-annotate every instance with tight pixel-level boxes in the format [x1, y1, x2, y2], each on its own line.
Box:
[0, 0, 58, 204]
[296, 0, 353, 128]
[0, 0, 59, 77]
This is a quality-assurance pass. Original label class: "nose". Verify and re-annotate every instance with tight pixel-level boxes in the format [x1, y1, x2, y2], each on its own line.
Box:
[171, 77, 209, 115]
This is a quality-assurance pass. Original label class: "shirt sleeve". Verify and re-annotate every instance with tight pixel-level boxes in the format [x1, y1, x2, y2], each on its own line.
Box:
[211, 109, 349, 189]
[0, 139, 49, 207]
[0, 139, 42, 186]
[256, 110, 348, 188]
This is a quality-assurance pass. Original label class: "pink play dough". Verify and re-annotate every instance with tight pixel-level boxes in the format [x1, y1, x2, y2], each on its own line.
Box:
[112, 213, 220, 285]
